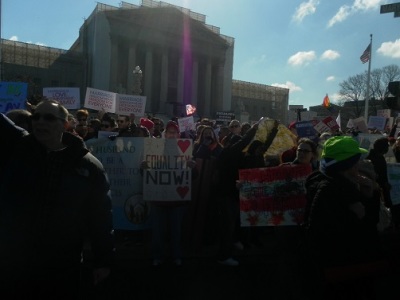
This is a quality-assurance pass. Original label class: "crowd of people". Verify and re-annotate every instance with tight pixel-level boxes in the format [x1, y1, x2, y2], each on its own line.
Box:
[1, 100, 399, 299]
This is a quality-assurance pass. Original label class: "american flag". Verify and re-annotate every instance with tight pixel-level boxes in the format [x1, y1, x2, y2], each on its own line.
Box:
[360, 43, 371, 64]
[186, 104, 196, 116]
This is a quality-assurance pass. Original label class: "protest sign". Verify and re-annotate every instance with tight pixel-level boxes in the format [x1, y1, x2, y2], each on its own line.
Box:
[377, 109, 391, 119]
[313, 120, 331, 134]
[116, 94, 146, 116]
[388, 163, 400, 206]
[43, 87, 80, 109]
[0, 82, 28, 113]
[239, 164, 312, 226]
[295, 120, 319, 144]
[84, 87, 116, 113]
[352, 117, 369, 133]
[143, 138, 193, 201]
[86, 137, 148, 230]
[178, 116, 195, 132]
[367, 116, 387, 131]
[322, 116, 340, 132]
[215, 111, 235, 124]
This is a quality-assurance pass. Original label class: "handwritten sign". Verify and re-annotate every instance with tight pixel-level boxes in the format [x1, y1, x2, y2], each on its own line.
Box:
[86, 137, 149, 230]
[239, 164, 312, 226]
[178, 116, 195, 132]
[143, 138, 193, 201]
[84, 87, 116, 113]
[43, 87, 80, 109]
[0, 82, 28, 113]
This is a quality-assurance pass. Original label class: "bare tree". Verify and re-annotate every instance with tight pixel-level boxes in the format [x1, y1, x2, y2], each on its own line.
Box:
[339, 65, 400, 117]
[339, 73, 366, 117]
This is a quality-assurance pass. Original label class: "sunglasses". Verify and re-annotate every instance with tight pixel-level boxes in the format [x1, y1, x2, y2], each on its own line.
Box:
[101, 124, 110, 129]
[297, 149, 312, 153]
[31, 113, 64, 122]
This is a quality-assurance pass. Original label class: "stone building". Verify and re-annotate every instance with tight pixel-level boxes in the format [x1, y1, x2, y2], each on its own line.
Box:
[71, 0, 234, 118]
[231, 80, 289, 123]
[0, 0, 289, 121]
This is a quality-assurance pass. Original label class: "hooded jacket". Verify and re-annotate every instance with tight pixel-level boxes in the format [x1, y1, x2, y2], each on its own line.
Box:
[0, 132, 114, 271]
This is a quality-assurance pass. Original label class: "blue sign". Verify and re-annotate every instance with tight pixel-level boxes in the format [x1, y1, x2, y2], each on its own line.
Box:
[0, 82, 28, 114]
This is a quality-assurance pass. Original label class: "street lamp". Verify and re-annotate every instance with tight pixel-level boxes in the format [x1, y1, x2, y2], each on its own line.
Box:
[132, 66, 142, 95]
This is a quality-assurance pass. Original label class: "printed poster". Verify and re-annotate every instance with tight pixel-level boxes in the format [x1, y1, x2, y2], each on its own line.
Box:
[43, 87, 80, 109]
[143, 138, 193, 201]
[86, 137, 149, 230]
[0, 81, 28, 113]
[239, 164, 312, 226]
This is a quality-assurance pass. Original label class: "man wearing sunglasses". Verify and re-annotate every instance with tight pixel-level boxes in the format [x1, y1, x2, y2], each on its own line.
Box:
[0, 100, 114, 299]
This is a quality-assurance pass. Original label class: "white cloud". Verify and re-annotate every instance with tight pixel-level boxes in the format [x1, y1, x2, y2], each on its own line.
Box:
[271, 81, 303, 93]
[328, 5, 351, 27]
[377, 39, 400, 58]
[321, 50, 340, 60]
[328, 0, 384, 27]
[9, 36, 18, 41]
[326, 76, 335, 82]
[287, 51, 316, 66]
[292, 0, 319, 23]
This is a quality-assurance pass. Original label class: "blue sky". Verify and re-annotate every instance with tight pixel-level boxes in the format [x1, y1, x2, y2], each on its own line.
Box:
[2, 0, 399, 109]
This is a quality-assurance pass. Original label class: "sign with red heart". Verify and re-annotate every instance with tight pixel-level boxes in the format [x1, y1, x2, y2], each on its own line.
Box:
[176, 186, 189, 199]
[177, 139, 191, 153]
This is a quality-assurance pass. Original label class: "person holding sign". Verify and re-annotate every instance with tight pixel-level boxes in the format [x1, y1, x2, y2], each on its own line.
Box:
[141, 120, 197, 267]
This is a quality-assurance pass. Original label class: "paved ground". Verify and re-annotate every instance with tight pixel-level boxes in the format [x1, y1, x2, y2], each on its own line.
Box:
[80, 228, 400, 300]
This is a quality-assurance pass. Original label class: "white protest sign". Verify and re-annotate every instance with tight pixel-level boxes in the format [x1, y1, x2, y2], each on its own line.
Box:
[43, 87, 80, 110]
[143, 138, 193, 201]
[84, 87, 116, 113]
[352, 117, 369, 133]
[116, 94, 146, 116]
[97, 130, 118, 140]
[367, 116, 387, 131]
[178, 116, 195, 132]
[377, 109, 391, 118]
[313, 120, 331, 134]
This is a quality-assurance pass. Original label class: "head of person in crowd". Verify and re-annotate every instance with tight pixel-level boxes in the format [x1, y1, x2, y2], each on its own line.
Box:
[151, 117, 164, 138]
[131, 125, 151, 137]
[228, 119, 241, 136]
[195, 125, 220, 147]
[100, 114, 118, 132]
[372, 137, 389, 155]
[319, 132, 332, 144]
[200, 118, 214, 127]
[320, 135, 368, 177]
[85, 118, 101, 140]
[195, 124, 206, 141]
[66, 113, 78, 133]
[218, 125, 230, 144]
[164, 120, 180, 139]
[6, 109, 32, 132]
[117, 114, 131, 130]
[30, 100, 68, 150]
[240, 122, 251, 136]
[295, 138, 318, 165]
[76, 109, 89, 126]
[140, 117, 155, 136]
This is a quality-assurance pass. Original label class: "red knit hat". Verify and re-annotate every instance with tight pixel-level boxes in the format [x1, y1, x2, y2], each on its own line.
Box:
[165, 120, 180, 133]
[140, 118, 154, 130]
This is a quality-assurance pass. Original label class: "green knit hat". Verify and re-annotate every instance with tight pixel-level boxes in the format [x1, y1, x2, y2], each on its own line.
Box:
[322, 136, 368, 161]
[320, 136, 368, 174]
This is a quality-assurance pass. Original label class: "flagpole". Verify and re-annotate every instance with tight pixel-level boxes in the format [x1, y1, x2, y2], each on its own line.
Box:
[364, 34, 373, 121]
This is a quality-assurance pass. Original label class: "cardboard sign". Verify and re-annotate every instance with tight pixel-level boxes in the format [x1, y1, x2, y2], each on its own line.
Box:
[143, 138, 193, 201]
[239, 164, 312, 226]
[352, 117, 369, 133]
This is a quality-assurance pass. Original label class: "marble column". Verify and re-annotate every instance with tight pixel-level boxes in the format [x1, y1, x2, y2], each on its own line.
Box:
[177, 56, 184, 104]
[204, 59, 212, 117]
[109, 38, 118, 92]
[144, 47, 153, 112]
[191, 59, 198, 107]
[159, 50, 168, 112]
[127, 44, 136, 95]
